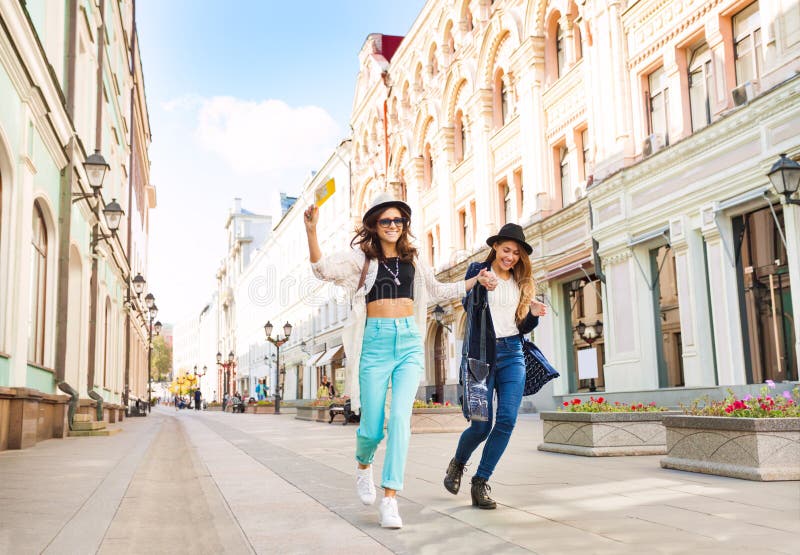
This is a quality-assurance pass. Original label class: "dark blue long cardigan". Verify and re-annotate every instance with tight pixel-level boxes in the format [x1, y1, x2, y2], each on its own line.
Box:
[462, 261, 539, 365]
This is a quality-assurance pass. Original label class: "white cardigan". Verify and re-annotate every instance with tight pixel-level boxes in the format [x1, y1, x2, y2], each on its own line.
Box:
[311, 248, 465, 411]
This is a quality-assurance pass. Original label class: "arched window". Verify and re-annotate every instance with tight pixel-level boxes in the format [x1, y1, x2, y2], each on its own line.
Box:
[454, 109, 466, 163]
[423, 143, 433, 189]
[444, 21, 455, 56]
[414, 63, 424, 91]
[493, 69, 508, 129]
[574, 23, 583, 61]
[428, 43, 439, 76]
[29, 201, 48, 364]
[103, 297, 111, 386]
[556, 22, 566, 77]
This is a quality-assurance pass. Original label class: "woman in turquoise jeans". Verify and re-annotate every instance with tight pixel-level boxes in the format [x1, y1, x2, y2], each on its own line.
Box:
[305, 193, 493, 529]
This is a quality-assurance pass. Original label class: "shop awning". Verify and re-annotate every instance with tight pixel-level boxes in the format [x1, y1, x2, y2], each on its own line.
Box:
[305, 351, 326, 367]
[315, 345, 344, 367]
[544, 256, 592, 281]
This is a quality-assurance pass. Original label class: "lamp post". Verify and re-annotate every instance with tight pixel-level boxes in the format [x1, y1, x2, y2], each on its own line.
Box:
[193, 365, 207, 410]
[574, 320, 604, 392]
[433, 304, 452, 332]
[216, 351, 237, 410]
[264, 321, 292, 414]
[768, 153, 800, 205]
[145, 293, 161, 413]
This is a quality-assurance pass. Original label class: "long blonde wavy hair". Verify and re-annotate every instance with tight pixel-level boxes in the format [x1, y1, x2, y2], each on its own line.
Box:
[484, 240, 535, 325]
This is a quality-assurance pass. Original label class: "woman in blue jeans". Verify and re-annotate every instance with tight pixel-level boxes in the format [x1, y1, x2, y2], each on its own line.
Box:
[305, 193, 492, 528]
[444, 223, 548, 509]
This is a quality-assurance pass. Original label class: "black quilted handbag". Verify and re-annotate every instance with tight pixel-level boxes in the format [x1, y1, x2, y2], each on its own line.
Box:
[522, 339, 559, 396]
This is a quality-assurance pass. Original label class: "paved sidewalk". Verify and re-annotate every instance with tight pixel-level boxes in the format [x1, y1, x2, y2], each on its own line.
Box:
[0, 407, 798, 554]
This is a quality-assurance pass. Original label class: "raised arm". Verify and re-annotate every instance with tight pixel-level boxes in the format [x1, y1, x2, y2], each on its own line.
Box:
[304, 205, 322, 263]
[305, 205, 360, 286]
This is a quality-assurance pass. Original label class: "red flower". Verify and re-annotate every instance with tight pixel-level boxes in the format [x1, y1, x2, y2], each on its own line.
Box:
[597, 397, 605, 404]
[725, 405, 733, 413]
[572, 399, 581, 405]
[563, 401, 569, 407]
[649, 401, 657, 406]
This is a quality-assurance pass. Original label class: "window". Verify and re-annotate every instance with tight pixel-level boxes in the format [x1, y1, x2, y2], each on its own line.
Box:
[556, 22, 566, 77]
[513, 169, 523, 219]
[459, 209, 468, 249]
[423, 143, 433, 189]
[429, 44, 439, 76]
[559, 145, 571, 207]
[580, 129, 590, 181]
[733, 2, 762, 85]
[493, 69, 508, 129]
[469, 201, 477, 245]
[688, 43, 713, 131]
[647, 66, 670, 145]
[427, 231, 435, 265]
[29, 202, 48, 364]
[498, 180, 511, 225]
[103, 298, 111, 386]
[574, 24, 583, 61]
[454, 109, 466, 163]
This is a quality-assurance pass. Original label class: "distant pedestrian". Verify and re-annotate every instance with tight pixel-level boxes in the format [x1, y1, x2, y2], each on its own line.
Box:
[194, 389, 201, 411]
[443, 223, 548, 509]
[304, 194, 490, 529]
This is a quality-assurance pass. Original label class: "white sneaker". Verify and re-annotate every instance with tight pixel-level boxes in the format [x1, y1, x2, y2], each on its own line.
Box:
[379, 496, 403, 529]
[356, 466, 376, 505]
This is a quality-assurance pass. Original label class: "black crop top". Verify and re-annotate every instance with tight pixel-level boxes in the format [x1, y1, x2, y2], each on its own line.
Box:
[366, 257, 415, 302]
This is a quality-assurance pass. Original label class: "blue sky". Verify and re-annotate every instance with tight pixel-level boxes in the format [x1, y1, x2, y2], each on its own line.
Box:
[137, 0, 426, 324]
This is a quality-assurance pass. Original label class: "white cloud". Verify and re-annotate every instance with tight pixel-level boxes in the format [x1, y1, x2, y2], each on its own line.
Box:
[194, 96, 341, 176]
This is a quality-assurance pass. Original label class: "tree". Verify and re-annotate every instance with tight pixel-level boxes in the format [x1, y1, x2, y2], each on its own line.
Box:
[151, 335, 172, 382]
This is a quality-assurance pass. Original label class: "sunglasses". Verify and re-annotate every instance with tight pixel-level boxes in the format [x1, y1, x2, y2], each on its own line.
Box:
[377, 217, 408, 228]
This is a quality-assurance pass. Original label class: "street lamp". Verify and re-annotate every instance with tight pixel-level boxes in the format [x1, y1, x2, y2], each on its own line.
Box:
[146, 297, 161, 412]
[574, 320, 604, 392]
[768, 153, 800, 205]
[216, 351, 237, 410]
[84, 149, 110, 192]
[193, 365, 207, 410]
[264, 321, 292, 414]
[433, 304, 452, 332]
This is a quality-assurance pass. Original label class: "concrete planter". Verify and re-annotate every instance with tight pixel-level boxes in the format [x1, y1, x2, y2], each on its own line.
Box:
[206, 405, 222, 411]
[538, 411, 677, 456]
[295, 405, 329, 421]
[661, 415, 800, 481]
[0, 387, 69, 451]
[245, 404, 276, 414]
[410, 408, 464, 434]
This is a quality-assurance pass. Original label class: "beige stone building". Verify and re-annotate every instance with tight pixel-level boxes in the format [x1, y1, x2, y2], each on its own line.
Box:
[349, 0, 800, 407]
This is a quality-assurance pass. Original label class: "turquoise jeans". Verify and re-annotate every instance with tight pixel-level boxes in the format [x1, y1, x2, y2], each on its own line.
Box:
[356, 316, 424, 491]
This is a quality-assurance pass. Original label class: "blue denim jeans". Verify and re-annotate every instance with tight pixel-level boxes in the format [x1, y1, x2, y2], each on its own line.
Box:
[356, 317, 424, 491]
[454, 336, 525, 480]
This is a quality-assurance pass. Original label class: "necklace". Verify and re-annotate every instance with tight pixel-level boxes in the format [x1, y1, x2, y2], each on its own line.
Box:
[381, 257, 401, 286]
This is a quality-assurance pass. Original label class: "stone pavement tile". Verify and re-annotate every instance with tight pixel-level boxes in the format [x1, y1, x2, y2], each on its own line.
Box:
[97, 415, 252, 555]
[193, 413, 531, 554]
[0, 414, 161, 554]
[181, 414, 389, 555]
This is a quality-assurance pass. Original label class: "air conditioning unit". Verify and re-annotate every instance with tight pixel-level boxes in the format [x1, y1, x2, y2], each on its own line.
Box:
[732, 81, 757, 107]
[642, 133, 665, 157]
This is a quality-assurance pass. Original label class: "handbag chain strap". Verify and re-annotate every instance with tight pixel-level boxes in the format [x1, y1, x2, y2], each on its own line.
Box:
[478, 302, 486, 362]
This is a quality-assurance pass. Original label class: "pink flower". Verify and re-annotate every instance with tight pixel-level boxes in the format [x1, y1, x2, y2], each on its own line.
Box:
[766, 379, 776, 388]
[743, 394, 753, 401]
[782, 391, 793, 400]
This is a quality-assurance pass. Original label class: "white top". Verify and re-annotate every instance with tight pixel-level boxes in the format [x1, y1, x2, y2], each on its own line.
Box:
[311, 248, 465, 411]
[488, 274, 520, 338]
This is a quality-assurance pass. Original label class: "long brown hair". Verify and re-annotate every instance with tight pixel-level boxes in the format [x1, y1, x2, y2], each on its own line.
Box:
[351, 205, 418, 262]
[484, 240, 535, 324]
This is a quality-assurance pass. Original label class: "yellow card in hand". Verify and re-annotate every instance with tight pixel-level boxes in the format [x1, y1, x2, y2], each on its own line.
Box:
[314, 178, 335, 207]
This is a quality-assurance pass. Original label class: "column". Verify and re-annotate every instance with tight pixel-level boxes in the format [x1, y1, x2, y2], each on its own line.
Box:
[781, 201, 800, 376]
[669, 216, 716, 386]
[700, 205, 747, 385]
[466, 88, 496, 240]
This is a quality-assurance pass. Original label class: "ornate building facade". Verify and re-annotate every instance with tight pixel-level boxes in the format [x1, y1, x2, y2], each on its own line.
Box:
[0, 0, 155, 450]
[349, 0, 800, 407]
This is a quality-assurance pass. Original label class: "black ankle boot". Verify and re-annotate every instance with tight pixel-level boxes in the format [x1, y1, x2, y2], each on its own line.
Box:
[470, 476, 496, 509]
[443, 458, 466, 494]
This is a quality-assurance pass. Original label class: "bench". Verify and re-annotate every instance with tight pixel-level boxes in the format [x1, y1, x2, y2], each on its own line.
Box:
[329, 400, 360, 425]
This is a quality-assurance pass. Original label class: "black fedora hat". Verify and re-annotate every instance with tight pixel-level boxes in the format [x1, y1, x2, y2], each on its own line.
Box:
[486, 223, 533, 255]
[362, 192, 411, 223]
